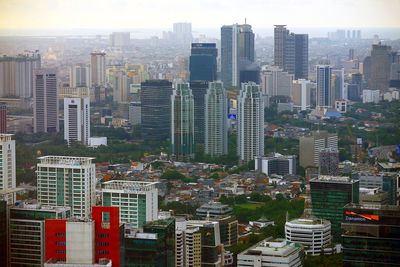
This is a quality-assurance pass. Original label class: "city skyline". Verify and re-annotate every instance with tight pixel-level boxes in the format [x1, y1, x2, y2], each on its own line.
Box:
[1, 0, 399, 32]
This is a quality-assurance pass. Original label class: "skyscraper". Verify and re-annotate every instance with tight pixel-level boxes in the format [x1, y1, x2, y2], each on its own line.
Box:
[237, 82, 264, 164]
[110, 32, 130, 47]
[261, 65, 294, 97]
[37, 156, 96, 218]
[318, 148, 339, 175]
[64, 97, 90, 146]
[33, 68, 58, 133]
[0, 103, 6, 133]
[0, 134, 15, 204]
[69, 64, 90, 87]
[189, 43, 217, 82]
[205, 81, 228, 157]
[190, 81, 208, 148]
[367, 44, 392, 92]
[274, 25, 308, 79]
[90, 52, 106, 87]
[332, 68, 345, 102]
[292, 79, 313, 110]
[171, 83, 195, 161]
[141, 80, 173, 141]
[113, 70, 129, 103]
[316, 65, 333, 107]
[221, 23, 255, 88]
[175, 219, 202, 267]
[173, 22, 192, 44]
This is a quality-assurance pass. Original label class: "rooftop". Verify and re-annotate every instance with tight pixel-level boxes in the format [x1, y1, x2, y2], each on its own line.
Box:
[287, 218, 331, 226]
[38, 156, 95, 166]
[102, 180, 158, 192]
[241, 238, 303, 257]
[311, 175, 354, 183]
[0, 133, 14, 142]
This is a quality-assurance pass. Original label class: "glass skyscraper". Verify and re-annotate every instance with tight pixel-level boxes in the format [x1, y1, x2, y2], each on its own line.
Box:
[189, 43, 217, 82]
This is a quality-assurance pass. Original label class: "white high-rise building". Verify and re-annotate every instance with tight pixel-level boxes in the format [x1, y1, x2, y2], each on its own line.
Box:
[205, 81, 228, 157]
[101, 180, 158, 227]
[90, 52, 106, 87]
[261, 65, 294, 98]
[316, 65, 332, 107]
[36, 156, 96, 218]
[237, 82, 264, 164]
[362, 89, 380, 103]
[292, 79, 313, 110]
[0, 134, 16, 204]
[33, 68, 59, 133]
[64, 97, 90, 146]
[175, 218, 202, 267]
[69, 64, 90, 87]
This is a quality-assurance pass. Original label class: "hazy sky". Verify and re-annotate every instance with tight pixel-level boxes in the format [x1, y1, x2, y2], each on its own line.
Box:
[0, 0, 399, 30]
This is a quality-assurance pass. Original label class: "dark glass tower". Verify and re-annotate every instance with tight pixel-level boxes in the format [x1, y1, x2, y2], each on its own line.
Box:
[295, 34, 309, 79]
[190, 81, 208, 147]
[140, 80, 173, 141]
[189, 43, 217, 82]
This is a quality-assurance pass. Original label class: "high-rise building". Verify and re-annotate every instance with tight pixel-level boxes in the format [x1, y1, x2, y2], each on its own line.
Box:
[45, 206, 121, 267]
[124, 218, 175, 267]
[171, 83, 195, 161]
[0, 52, 41, 98]
[362, 89, 380, 103]
[318, 148, 339, 175]
[342, 204, 400, 266]
[37, 156, 96, 218]
[189, 43, 217, 82]
[237, 238, 304, 267]
[274, 25, 308, 79]
[175, 219, 202, 267]
[141, 80, 173, 140]
[285, 218, 331, 255]
[261, 65, 294, 97]
[113, 70, 130, 103]
[101, 180, 158, 227]
[292, 79, 313, 110]
[9, 202, 70, 267]
[0, 134, 16, 204]
[190, 81, 208, 147]
[64, 97, 90, 146]
[299, 130, 338, 168]
[90, 52, 106, 87]
[332, 68, 345, 101]
[33, 68, 58, 133]
[173, 22, 192, 44]
[221, 23, 254, 88]
[0, 103, 6, 133]
[129, 101, 141, 126]
[310, 175, 359, 238]
[237, 82, 264, 164]
[255, 154, 297, 176]
[354, 172, 397, 205]
[367, 44, 392, 92]
[205, 81, 228, 157]
[196, 202, 233, 219]
[69, 64, 90, 87]
[0, 200, 6, 266]
[239, 62, 261, 84]
[110, 32, 130, 47]
[316, 65, 333, 107]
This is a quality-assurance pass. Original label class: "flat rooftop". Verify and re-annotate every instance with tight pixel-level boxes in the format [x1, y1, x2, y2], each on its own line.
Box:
[241, 238, 302, 257]
[38, 156, 95, 166]
[311, 175, 354, 183]
[102, 180, 158, 192]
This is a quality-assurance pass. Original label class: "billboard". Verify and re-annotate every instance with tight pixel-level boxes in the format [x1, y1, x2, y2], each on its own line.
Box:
[344, 211, 379, 222]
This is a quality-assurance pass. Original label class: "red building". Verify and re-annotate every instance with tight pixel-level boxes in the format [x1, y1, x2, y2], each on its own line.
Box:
[0, 103, 6, 133]
[45, 206, 120, 267]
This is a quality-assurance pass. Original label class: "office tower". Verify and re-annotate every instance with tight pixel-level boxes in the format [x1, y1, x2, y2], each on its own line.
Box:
[171, 83, 195, 161]
[362, 89, 380, 103]
[173, 22, 192, 44]
[237, 82, 264, 164]
[237, 238, 304, 267]
[37, 156, 96, 218]
[332, 68, 345, 101]
[141, 80, 173, 140]
[190, 81, 208, 147]
[0, 134, 16, 204]
[221, 23, 254, 88]
[69, 64, 90, 87]
[186, 220, 222, 267]
[45, 206, 121, 267]
[342, 204, 400, 266]
[90, 52, 106, 87]
[366, 44, 392, 92]
[319, 148, 339, 175]
[255, 154, 297, 176]
[113, 70, 129, 103]
[0, 52, 41, 98]
[9, 203, 70, 266]
[285, 218, 331, 256]
[64, 97, 90, 146]
[0, 103, 6, 133]
[240, 62, 260, 84]
[349, 48, 355, 60]
[299, 130, 338, 168]
[316, 65, 333, 107]
[124, 218, 175, 267]
[175, 219, 202, 267]
[196, 202, 233, 219]
[354, 172, 397, 205]
[0, 200, 6, 266]
[261, 65, 294, 97]
[292, 79, 312, 110]
[274, 25, 308, 79]
[33, 68, 58, 133]
[205, 81, 228, 157]
[129, 101, 141, 125]
[110, 32, 130, 47]
[101, 180, 158, 227]
[310, 175, 359, 238]
[189, 43, 217, 81]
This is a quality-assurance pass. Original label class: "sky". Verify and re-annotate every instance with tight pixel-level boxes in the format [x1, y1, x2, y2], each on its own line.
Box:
[0, 0, 399, 31]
